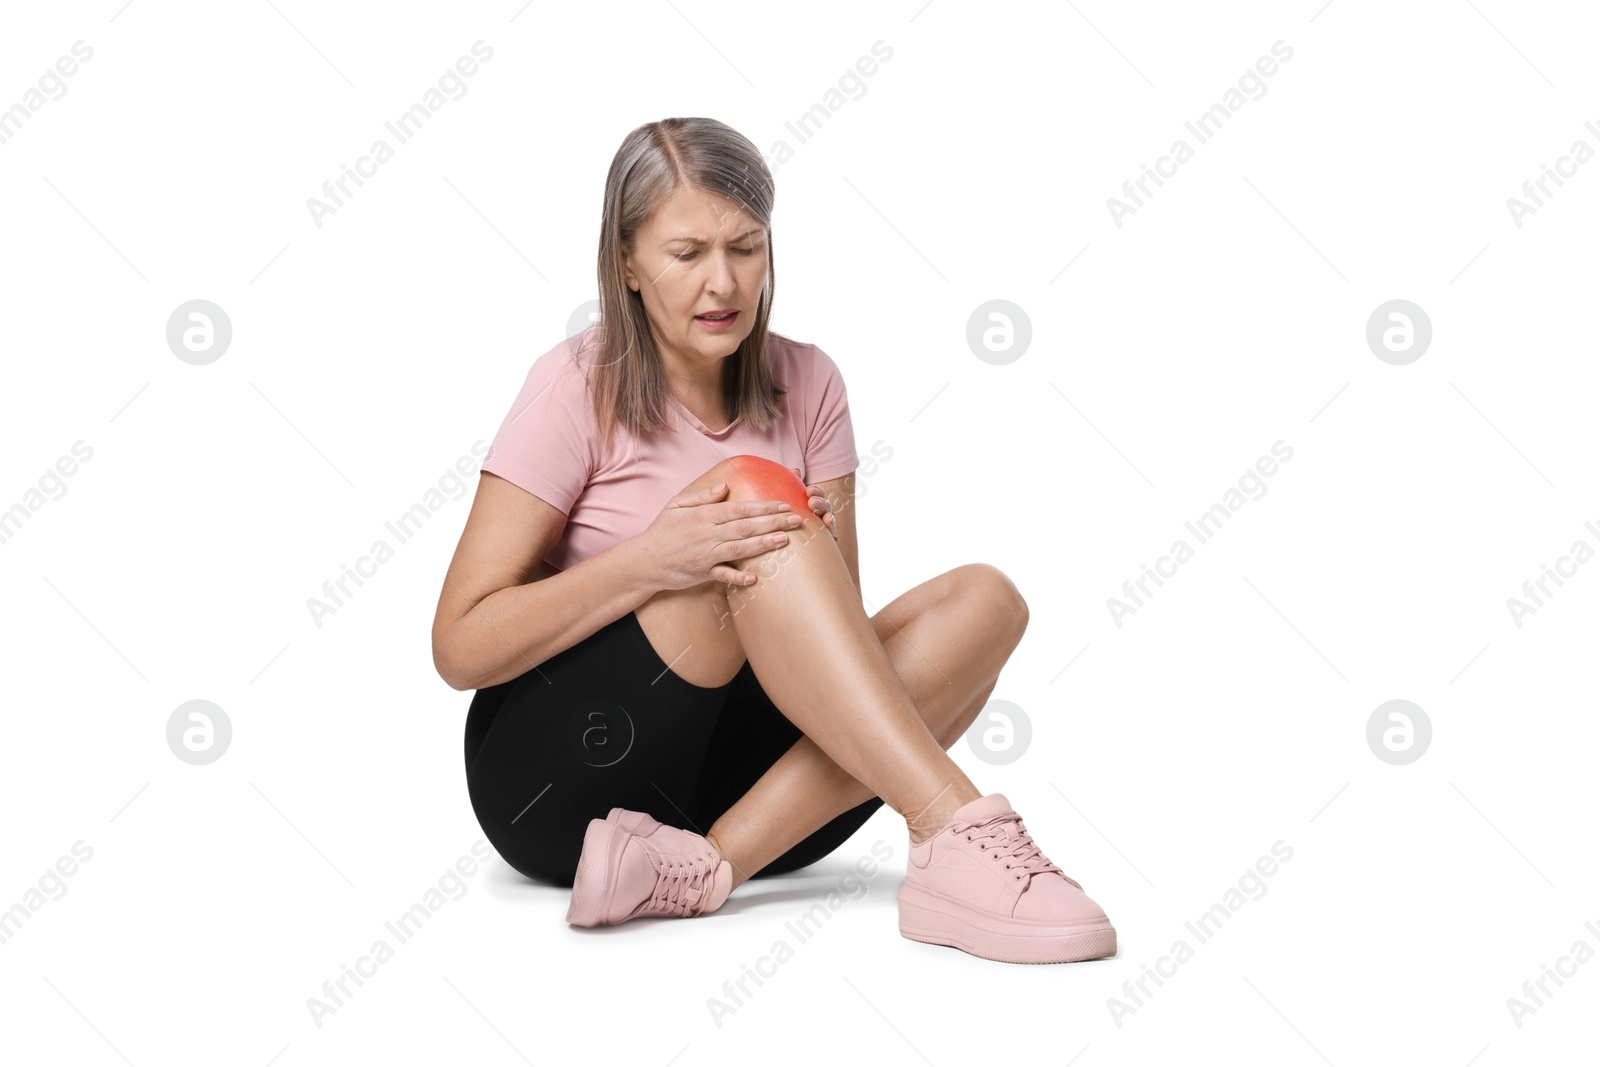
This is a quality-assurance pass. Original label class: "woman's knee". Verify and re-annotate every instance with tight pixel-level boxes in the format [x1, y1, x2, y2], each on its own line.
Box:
[954, 563, 1029, 636]
[697, 454, 812, 516]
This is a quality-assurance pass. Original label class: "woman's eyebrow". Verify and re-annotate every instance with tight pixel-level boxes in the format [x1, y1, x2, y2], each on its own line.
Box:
[663, 227, 764, 246]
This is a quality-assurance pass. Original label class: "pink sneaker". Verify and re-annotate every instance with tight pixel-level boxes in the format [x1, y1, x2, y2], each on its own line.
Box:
[566, 807, 734, 927]
[898, 793, 1117, 964]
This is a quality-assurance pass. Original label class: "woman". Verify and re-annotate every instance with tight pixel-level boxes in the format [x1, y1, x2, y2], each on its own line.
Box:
[432, 116, 1116, 964]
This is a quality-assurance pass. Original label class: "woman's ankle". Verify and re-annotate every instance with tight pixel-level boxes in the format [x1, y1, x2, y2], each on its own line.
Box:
[904, 782, 984, 845]
[704, 828, 749, 891]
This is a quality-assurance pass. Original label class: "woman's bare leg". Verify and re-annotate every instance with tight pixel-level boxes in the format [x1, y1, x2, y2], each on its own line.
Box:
[632, 457, 1026, 886]
[720, 598, 1017, 889]
[706, 567, 1024, 889]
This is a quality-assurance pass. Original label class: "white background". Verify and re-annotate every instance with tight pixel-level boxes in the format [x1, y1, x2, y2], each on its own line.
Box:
[2, 1, 1596, 1064]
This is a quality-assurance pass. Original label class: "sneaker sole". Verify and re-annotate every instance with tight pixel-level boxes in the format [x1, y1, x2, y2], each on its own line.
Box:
[566, 808, 654, 927]
[897, 883, 1118, 964]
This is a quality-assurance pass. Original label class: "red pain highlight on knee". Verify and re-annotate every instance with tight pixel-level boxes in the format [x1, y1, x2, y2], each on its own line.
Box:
[726, 455, 811, 516]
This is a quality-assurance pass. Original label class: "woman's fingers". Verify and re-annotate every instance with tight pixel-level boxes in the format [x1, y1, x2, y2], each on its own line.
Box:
[670, 481, 728, 508]
[712, 565, 756, 587]
[712, 499, 790, 522]
[713, 503, 794, 539]
[803, 484, 838, 538]
[741, 530, 791, 556]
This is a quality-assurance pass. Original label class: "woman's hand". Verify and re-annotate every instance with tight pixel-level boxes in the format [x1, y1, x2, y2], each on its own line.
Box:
[638, 482, 806, 591]
[786, 467, 837, 541]
[805, 483, 838, 541]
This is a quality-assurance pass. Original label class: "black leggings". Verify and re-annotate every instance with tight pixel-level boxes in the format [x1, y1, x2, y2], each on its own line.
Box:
[463, 608, 885, 887]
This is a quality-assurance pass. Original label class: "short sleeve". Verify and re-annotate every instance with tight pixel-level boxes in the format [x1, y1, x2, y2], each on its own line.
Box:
[802, 343, 859, 484]
[480, 349, 598, 515]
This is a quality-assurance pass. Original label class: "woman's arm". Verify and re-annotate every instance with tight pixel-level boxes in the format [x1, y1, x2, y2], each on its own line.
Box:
[430, 471, 657, 691]
[814, 471, 859, 596]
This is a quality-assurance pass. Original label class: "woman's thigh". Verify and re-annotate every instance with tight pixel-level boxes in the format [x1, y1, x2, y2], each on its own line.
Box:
[633, 581, 749, 689]
[463, 609, 734, 886]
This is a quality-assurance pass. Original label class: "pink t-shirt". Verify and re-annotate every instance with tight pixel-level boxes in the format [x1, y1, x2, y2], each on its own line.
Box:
[481, 328, 859, 572]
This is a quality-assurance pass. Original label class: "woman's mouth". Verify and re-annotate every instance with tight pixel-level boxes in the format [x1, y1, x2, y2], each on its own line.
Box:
[694, 310, 739, 331]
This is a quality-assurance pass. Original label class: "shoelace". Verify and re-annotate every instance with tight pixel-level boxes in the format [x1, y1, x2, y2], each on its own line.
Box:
[958, 814, 1082, 889]
[644, 847, 720, 917]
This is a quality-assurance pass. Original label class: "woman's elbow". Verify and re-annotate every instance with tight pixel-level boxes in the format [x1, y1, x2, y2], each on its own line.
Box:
[432, 627, 474, 692]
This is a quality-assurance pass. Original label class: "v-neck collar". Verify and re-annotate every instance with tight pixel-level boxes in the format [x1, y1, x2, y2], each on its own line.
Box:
[670, 394, 742, 437]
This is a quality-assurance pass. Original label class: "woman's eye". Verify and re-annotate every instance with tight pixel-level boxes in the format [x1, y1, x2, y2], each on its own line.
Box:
[675, 247, 757, 261]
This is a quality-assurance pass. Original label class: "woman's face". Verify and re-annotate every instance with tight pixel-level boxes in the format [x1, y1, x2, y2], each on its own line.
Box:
[622, 183, 768, 375]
